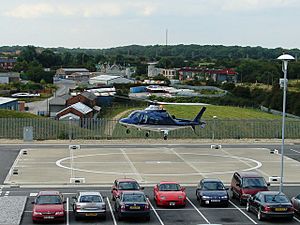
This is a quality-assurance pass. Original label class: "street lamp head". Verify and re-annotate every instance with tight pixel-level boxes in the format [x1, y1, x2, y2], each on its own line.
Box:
[277, 54, 295, 61]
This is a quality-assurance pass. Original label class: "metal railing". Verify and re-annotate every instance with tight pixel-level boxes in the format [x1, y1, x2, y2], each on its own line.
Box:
[0, 118, 300, 140]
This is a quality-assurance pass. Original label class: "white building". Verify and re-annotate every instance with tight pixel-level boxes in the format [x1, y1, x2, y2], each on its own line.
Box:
[147, 62, 160, 77]
[89, 75, 134, 85]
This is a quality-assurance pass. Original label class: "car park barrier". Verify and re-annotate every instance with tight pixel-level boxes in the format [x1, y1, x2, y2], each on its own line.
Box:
[270, 149, 279, 154]
[269, 176, 281, 183]
[70, 178, 85, 184]
[211, 144, 222, 149]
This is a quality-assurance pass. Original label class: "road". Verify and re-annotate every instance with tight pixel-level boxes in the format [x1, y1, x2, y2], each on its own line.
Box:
[26, 79, 76, 115]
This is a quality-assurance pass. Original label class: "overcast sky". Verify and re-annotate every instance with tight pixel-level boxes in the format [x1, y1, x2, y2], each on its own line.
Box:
[0, 0, 299, 49]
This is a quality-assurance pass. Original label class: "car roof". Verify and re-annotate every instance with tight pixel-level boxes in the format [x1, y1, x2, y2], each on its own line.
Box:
[237, 171, 262, 178]
[159, 181, 179, 185]
[117, 178, 137, 182]
[122, 191, 145, 195]
[201, 178, 222, 182]
[259, 191, 286, 196]
[38, 191, 61, 196]
[78, 191, 102, 196]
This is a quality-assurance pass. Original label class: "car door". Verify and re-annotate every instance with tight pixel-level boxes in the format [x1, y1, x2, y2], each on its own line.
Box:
[232, 173, 240, 197]
[154, 184, 159, 201]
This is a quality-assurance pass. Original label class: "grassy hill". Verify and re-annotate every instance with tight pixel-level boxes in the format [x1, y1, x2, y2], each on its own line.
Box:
[0, 109, 40, 118]
[164, 105, 281, 120]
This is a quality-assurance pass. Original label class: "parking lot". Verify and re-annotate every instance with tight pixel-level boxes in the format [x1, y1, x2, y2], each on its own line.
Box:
[0, 186, 298, 225]
[0, 143, 300, 225]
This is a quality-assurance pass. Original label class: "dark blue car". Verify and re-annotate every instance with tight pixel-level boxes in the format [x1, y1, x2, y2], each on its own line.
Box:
[196, 178, 229, 207]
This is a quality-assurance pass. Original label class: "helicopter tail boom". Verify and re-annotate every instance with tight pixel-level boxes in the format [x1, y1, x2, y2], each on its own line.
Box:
[193, 107, 206, 123]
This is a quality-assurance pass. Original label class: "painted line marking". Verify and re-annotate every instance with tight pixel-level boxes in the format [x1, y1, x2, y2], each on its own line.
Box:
[106, 197, 117, 225]
[290, 149, 300, 154]
[187, 197, 210, 224]
[4, 149, 23, 184]
[229, 200, 257, 224]
[4, 191, 9, 196]
[29, 193, 38, 197]
[120, 148, 143, 181]
[148, 198, 164, 225]
[66, 197, 69, 225]
[294, 216, 300, 222]
[220, 148, 269, 177]
[169, 148, 206, 178]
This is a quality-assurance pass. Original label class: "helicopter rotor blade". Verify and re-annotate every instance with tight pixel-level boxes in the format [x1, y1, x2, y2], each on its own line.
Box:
[155, 102, 210, 106]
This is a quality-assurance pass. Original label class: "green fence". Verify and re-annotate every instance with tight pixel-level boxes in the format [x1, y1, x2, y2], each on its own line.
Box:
[0, 118, 299, 140]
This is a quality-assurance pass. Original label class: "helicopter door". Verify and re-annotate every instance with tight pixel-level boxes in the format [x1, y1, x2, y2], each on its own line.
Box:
[139, 114, 149, 124]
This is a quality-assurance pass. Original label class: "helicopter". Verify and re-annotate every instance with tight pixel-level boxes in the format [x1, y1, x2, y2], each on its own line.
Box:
[118, 100, 208, 140]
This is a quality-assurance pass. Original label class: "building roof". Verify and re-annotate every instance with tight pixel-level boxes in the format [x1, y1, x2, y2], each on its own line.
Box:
[49, 94, 71, 105]
[57, 102, 93, 116]
[80, 91, 97, 101]
[90, 75, 121, 81]
[0, 97, 17, 105]
[60, 68, 89, 72]
[59, 113, 80, 120]
[0, 58, 17, 63]
[0, 72, 20, 78]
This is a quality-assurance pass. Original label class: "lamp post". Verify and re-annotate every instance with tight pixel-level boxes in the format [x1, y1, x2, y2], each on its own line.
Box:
[69, 117, 74, 179]
[212, 116, 217, 142]
[277, 54, 294, 193]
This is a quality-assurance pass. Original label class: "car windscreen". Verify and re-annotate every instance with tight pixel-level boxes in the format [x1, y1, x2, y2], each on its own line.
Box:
[122, 194, 146, 203]
[36, 195, 62, 204]
[80, 195, 102, 203]
[203, 182, 225, 191]
[265, 195, 289, 203]
[118, 182, 139, 190]
[159, 183, 181, 191]
[242, 177, 267, 188]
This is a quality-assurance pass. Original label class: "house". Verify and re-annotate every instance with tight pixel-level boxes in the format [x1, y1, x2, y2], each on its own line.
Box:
[0, 58, 17, 70]
[0, 97, 18, 110]
[49, 94, 71, 117]
[160, 68, 179, 80]
[56, 102, 93, 121]
[178, 67, 237, 83]
[55, 68, 89, 79]
[0, 72, 20, 84]
[89, 75, 134, 86]
[147, 62, 160, 77]
[66, 91, 97, 109]
[66, 72, 93, 81]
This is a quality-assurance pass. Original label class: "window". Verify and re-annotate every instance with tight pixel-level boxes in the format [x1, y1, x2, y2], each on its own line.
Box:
[122, 194, 146, 203]
[242, 177, 267, 188]
[265, 195, 289, 203]
[159, 184, 180, 191]
[118, 182, 139, 190]
[203, 182, 225, 191]
[80, 195, 102, 203]
[36, 195, 62, 204]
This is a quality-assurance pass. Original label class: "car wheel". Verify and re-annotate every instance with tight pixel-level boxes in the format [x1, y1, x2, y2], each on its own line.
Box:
[246, 202, 251, 212]
[257, 209, 263, 221]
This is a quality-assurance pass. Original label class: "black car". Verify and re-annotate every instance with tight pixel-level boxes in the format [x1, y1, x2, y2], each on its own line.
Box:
[196, 178, 229, 207]
[246, 191, 294, 221]
[114, 191, 150, 221]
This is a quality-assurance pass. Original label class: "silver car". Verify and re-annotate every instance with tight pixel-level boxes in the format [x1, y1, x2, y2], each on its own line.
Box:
[72, 192, 106, 220]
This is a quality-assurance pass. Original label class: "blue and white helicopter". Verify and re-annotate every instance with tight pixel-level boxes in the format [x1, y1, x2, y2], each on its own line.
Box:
[119, 100, 208, 140]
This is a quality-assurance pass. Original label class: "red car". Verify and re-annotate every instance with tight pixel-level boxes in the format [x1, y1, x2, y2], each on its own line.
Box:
[154, 182, 186, 207]
[111, 178, 143, 200]
[32, 191, 66, 223]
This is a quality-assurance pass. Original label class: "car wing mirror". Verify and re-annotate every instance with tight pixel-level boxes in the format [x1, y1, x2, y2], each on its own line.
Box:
[181, 187, 186, 191]
[63, 200, 67, 204]
[31, 201, 35, 204]
[72, 196, 77, 200]
[225, 187, 229, 190]
[267, 182, 270, 186]
[236, 183, 240, 187]
[140, 187, 145, 190]
[112, 187, 117, 191]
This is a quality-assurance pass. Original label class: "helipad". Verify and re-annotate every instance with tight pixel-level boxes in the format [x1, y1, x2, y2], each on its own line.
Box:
[5, 146, 300, 185]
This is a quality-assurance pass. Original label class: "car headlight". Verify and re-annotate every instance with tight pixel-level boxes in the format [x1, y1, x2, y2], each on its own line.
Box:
[160, 196, 166, 200]
[55, 211, 64, 215]
[221, 195, 228, 199]
[178, 195, 184, 199]
[202, 196, 210, 200]
[33, 211, 42, 216]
